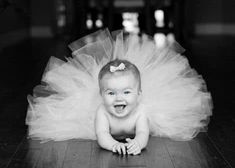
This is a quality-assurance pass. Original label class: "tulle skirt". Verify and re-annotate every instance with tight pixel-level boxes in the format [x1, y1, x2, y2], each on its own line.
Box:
[26, 29, 212, 142]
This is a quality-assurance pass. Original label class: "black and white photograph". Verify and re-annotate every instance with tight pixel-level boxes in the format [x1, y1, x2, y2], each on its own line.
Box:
[0, 0, 234, 167]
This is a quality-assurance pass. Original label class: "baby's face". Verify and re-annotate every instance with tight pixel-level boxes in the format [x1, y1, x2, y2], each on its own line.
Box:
[100, 72, 141, 118]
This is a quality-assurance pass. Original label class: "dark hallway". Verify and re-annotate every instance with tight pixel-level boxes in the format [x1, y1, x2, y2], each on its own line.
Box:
[0, 0, 235, 167]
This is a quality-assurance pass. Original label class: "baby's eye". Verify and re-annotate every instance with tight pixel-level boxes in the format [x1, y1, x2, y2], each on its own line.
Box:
[108, 92, 115, 96]
[124, 91, 131, 94]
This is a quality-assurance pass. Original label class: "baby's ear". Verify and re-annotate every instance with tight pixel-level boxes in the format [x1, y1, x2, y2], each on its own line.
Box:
[137, 90, 142, 102]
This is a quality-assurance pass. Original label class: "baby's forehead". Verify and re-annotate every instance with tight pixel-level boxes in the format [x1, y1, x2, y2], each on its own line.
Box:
[99, 71, 141, 91]
[100, 72, 139, 90]
[102, 71, 136, 81]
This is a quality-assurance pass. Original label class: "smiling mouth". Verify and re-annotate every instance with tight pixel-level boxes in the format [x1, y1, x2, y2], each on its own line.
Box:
[114, 104, 126, 111]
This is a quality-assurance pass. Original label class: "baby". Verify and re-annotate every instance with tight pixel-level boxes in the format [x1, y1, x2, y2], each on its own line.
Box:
[95, 59, 149, 155]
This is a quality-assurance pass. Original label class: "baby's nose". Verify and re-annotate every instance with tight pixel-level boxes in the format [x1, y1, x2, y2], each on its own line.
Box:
[116, 93, 124, 100]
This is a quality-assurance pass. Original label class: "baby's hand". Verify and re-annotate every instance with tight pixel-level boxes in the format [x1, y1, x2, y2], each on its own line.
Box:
[112, 142, 127, 155]
[126, 138, 141, 155]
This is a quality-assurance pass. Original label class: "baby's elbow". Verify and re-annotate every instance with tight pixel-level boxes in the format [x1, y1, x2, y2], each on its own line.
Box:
[96, 132, 109, 149]
[143, 137, 149, 149]
[96, 133, 104, 146]
[136, 131, 149, 149]
[142, 136, 149, 149]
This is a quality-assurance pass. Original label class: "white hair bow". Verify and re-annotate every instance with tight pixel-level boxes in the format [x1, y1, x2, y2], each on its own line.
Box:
[110, 63, 125, 72]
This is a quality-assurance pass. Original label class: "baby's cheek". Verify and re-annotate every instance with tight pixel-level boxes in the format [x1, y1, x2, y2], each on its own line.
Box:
[128, 96, 138, 104]
[103, 96, 114, 105]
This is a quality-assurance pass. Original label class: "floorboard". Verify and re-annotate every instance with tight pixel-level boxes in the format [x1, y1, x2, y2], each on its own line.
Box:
[5, 133, 232, 168]
[63, 140, 92, 168]
[144, 137, 174, 168]
[164, 138, 201, 168]
[189, 133, 232, 168]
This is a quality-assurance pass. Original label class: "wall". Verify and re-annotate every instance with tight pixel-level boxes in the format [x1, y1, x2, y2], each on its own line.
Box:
[0, 0, 55, 49]
[0, 1, 30, 48]
[30, 0, 54, 37]
[184, 0, 235, 36]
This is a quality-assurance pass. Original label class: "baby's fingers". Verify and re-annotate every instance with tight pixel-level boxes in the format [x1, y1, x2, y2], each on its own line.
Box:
[126, 138, 131, 142]
[133, 148, 141, 155]
[112, 144, 117, 153]
[121, 145, 126, 155]
[127, 144, 135, 153]
[127, 145, 138, 154]
[128, 146, 141, 155]
[116, 145, 122, 154]
[126, 142, 135, 150]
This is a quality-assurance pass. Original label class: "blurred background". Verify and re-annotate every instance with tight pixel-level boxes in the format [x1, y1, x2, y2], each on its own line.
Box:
[0, 0, 235, 166]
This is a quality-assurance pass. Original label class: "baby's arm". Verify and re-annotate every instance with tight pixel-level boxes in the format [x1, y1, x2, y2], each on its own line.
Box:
[135, 112, 149, 149]
[95, 106, 126, 154]
[126, 113, 149, 155]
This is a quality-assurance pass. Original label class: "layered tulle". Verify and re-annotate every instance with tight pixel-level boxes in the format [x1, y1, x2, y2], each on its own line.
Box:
[26, 29, 212, 141]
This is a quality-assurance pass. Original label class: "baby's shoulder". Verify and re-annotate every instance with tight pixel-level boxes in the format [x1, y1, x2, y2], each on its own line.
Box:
[136, 103, 146, 114]
[96, 104, 109, 118]
[129, 106, 145, 120]
[96, 104, 105, 114]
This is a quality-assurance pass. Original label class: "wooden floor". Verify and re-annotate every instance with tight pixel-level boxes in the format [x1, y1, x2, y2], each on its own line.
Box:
[1, 133, 231, 168]
[1, 36, 235, 168]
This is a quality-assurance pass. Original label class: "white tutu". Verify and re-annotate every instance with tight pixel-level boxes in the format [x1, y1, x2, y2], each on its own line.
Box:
[26, 29, 212, 142]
